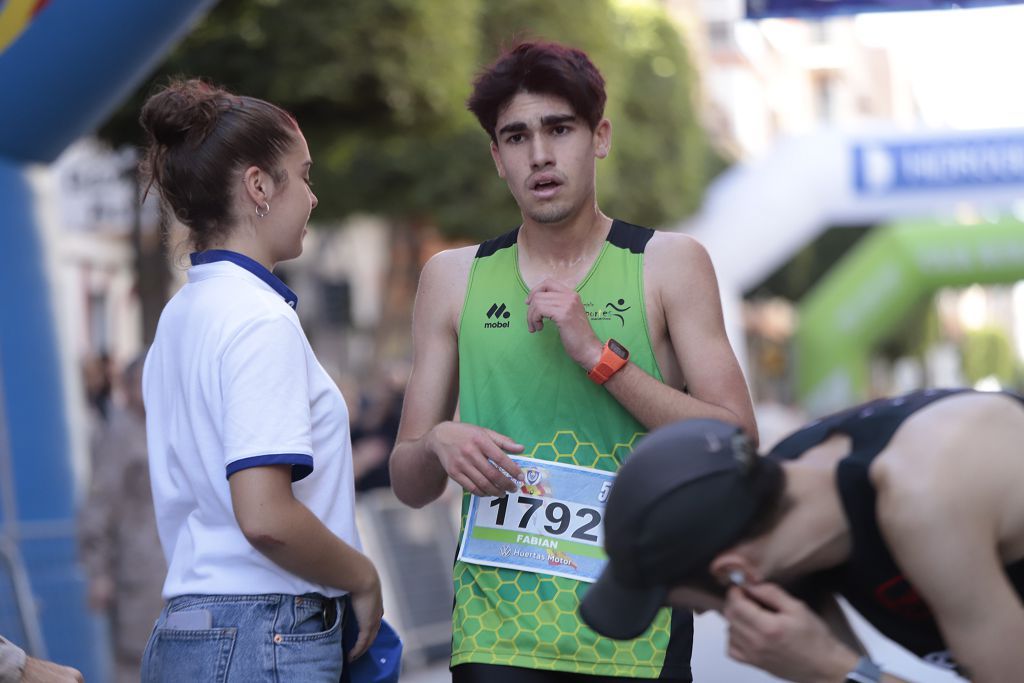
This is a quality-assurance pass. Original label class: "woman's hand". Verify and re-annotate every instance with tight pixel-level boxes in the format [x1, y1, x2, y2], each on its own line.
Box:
[347, 558, 383, 662]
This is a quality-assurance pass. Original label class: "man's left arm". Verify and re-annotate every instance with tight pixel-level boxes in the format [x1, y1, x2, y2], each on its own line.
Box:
[609, 233, 756, 440]
[526, 233, 757, 441]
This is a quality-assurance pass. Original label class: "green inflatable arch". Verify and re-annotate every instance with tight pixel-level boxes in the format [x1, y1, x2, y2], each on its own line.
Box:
[796, 218, 1024, 414]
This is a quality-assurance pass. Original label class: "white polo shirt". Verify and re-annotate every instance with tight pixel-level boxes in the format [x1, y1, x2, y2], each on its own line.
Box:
[144, 250, 358, 598]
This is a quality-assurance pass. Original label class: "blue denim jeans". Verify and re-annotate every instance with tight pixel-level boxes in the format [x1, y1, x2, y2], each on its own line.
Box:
[141, 593, 345, 682]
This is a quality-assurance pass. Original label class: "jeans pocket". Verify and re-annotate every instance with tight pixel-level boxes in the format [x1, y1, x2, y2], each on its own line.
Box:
[273, 600, 343, 682]
[142, 626, 237, 683]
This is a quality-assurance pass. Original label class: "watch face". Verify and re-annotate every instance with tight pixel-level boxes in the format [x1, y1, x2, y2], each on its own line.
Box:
[607, 338, 629, 359]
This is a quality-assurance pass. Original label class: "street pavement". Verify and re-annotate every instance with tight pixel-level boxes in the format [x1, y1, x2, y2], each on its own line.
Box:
[396, 609, 965, 682]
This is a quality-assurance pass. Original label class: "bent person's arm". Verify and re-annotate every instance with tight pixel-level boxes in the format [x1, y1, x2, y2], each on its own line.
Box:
[722, 584, 912, 683]
[881, 493, 1024, 682]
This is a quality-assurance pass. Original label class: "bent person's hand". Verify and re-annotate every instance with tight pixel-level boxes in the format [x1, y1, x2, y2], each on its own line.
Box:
[427, 422, 524, 497]
[722, 582, 858, 683]
[21, 656, 84, 683]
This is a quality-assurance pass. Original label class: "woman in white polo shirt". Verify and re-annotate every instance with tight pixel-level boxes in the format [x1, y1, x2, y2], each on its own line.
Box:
[138, 79, 381, 682]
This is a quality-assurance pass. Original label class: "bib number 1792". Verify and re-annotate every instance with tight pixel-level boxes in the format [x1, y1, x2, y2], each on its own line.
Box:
[488, 494, 602, 543]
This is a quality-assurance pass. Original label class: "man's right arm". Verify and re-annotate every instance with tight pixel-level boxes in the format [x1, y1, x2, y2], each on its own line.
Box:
[389, 249, 523, 509]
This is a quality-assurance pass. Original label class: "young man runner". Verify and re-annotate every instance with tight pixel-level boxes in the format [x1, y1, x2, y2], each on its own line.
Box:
[389, 41, 756, 682]
[582, 387, 1024, 683]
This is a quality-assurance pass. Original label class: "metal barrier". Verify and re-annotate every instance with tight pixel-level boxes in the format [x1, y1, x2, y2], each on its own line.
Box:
[0, 364, 47, 656]
[0, 536, 46, 657]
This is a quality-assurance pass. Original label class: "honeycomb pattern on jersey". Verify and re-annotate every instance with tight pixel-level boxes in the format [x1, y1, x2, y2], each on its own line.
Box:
[451, 430, 674, 676]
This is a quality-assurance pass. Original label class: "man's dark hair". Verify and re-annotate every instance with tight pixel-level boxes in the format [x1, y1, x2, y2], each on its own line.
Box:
[581, 419, 791, 640]
[682, 460, 790, 596]
[467, 41, 607, 143]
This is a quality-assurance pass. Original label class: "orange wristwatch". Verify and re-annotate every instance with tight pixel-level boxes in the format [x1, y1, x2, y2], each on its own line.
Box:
[588, 338, 629, 385]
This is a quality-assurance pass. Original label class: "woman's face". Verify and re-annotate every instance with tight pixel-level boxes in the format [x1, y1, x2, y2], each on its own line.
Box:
[264, 132, 318, 263]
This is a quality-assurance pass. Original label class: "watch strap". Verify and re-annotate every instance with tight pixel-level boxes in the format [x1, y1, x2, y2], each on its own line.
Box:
[587, 339, 628, 385]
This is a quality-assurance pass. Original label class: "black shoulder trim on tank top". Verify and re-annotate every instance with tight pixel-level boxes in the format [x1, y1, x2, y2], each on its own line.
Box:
[607, 220, 655, 254]
[475, 227, 520, 258]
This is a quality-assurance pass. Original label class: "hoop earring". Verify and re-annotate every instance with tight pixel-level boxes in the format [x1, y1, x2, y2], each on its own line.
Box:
[256, 201, 271, 218]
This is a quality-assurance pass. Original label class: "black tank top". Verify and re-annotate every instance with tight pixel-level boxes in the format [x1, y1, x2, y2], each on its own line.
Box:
[769, 388, 1024, 668]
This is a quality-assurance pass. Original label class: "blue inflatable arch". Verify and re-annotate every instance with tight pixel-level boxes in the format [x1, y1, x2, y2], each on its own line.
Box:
[0, 1, 215, 677]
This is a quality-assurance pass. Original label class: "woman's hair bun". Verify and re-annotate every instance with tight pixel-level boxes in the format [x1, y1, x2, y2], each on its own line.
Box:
[139, 79, 230, 148]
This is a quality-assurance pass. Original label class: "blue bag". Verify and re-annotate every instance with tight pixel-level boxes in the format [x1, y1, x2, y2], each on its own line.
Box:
[340, 600, 402, 683]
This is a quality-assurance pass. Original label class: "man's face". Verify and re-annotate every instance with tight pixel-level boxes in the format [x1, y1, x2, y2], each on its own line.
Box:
[490, 91, 610, 226]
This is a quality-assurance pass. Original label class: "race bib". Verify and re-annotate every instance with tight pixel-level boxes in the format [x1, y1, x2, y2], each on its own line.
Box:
[457, 456, 614, 582]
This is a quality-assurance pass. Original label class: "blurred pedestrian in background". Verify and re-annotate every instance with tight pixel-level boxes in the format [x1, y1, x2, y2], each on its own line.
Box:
[80, 351, 113, 461]
[81, 352, 113, 424]
[0, 635, 83, 683]
[351, 360, 409, 494]
[78, 354, 164, 683]
[138, 78, 381, 681]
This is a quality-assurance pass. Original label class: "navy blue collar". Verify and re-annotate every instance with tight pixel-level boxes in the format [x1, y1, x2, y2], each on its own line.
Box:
[190, 250, 298, 309]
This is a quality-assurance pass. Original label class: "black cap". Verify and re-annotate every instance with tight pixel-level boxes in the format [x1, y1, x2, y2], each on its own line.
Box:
[580, 419, 781, 640]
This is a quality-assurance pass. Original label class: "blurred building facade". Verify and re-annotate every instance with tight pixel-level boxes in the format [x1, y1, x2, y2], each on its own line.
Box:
[663, 0, 1024, 414]
[667, 0, 920, 156]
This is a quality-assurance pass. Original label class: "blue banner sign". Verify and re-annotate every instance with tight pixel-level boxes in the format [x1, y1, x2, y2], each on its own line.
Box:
[852, 135, 1024, 194]
[747, 1, 1024, 19]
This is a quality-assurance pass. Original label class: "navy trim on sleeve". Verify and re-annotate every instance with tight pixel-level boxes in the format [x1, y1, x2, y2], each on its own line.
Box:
[225, 454, 315, 482]
[191, 249, 299, 309]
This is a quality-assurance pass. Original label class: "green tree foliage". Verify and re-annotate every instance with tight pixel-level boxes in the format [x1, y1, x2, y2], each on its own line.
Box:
[100, 0, 726, 240]
[604, 6, 717, 225]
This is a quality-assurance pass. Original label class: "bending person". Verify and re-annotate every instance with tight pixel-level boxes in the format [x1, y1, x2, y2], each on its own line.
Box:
[582, 387, 1024, 683]
[139, 79, 381, 681]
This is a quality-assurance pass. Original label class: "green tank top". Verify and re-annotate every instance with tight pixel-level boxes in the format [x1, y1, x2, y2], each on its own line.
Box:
[453, 220, 693, 678]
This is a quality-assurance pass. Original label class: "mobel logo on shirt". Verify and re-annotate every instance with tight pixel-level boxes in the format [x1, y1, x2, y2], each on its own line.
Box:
[484, 302, 511, 329]
[585, 298, 630, 326]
